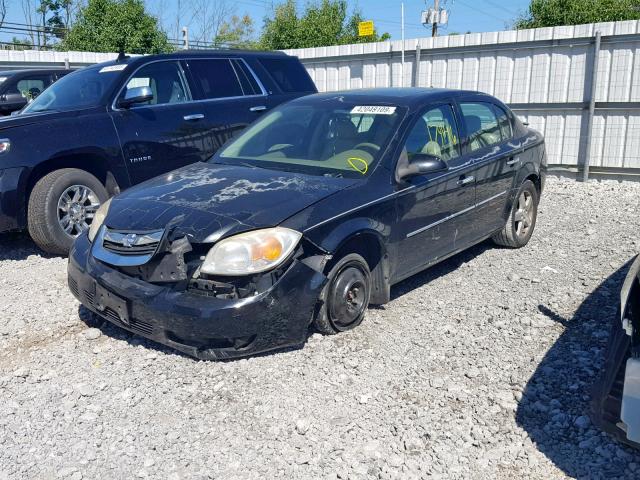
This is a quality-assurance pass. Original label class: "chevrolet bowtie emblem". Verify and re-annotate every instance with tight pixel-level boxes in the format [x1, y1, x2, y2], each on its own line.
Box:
[122, 233, 138, 248]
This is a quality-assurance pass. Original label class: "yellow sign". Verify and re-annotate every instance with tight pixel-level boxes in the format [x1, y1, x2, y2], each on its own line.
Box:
[358, 20, 374, 37]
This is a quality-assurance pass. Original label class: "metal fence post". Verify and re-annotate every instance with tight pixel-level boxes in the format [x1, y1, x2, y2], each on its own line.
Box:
[582, 30, 601, 182]
[414, 41, 421, 87]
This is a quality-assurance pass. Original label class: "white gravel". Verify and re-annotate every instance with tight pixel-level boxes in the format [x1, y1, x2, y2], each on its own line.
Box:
[1, 177, 640, 479]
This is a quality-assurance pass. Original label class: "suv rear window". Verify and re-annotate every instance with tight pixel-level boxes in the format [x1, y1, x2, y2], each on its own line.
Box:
[188, 59, 244, 99]
[258, 57, 314, 93]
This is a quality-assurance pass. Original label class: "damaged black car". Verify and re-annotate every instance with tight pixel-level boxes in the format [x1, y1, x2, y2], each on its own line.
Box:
[592, 254, 640, 447]
[68, 88, 547, 360]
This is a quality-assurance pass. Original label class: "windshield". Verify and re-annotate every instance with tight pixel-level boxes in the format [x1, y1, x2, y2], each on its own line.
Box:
[214, 102, 405, 178]
[23, 65, 122, 113]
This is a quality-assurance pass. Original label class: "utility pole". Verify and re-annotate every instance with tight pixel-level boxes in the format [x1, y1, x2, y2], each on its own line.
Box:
[432, 0, 439, 37]
[401, 2, 405, 87]
[182, 26, 189, 50]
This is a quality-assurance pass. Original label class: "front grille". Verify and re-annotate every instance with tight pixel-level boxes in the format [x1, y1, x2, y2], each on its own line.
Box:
[101, 229, 164, 257]
[68, 277, 79, 297]
[103, 240, 159, 256]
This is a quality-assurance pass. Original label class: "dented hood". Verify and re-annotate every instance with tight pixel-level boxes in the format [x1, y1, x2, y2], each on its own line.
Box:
[105, 162, 356, 242]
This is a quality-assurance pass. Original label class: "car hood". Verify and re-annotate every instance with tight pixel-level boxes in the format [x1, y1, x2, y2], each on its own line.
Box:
[0, 107, 99, 130]
[105, 162, 357, 243]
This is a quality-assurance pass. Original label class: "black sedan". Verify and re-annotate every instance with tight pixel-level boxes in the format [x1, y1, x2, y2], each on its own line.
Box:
[67, 88, 547, 360]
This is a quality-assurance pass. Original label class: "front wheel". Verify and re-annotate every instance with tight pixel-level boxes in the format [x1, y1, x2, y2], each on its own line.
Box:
[28, 168, 108, 255]
[492, 179, 539, 248]
[313, 253, 371, 335]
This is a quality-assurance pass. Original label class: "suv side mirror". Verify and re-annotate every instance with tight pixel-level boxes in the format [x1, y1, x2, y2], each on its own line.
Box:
[117, 86, 153, 108]
[397, 153, 448, 179]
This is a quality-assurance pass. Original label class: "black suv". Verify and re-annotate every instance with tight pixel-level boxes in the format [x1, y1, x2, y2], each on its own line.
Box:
[0, 51, 316, 253]
[0, 68, 73, 115]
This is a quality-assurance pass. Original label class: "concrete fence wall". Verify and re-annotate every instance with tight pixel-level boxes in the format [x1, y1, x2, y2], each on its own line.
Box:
[285, 20, 640, 174]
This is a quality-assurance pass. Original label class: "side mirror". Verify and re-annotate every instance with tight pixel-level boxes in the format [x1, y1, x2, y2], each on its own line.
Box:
[117, 86, 153, 108]
[3, 92, 27, 108]
[397, 153, 448, 179]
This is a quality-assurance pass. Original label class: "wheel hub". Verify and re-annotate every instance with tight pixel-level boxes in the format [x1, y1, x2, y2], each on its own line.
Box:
[328, 265, 368, 328]
[57, 185, 100, 238]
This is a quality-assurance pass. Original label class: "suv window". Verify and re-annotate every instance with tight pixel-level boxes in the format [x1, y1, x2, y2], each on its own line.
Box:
[460, 102, 502, 151]
[404, 104, 460, 162]
[122, 61, 189, 107]
[492, 104, 512, 140]
[259, 57, 314, 93]
[188, 59, 244, 99]
[232, 59, 262, 96]
[14, 75, 50, 101]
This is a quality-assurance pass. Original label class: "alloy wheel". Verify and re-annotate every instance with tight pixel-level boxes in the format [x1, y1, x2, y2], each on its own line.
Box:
[57, 184, 100, 238]
[514, 190, 534, 238]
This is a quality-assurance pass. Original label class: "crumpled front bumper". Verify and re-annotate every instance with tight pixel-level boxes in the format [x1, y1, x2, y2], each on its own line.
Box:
[67, 234, 327, 360]
[591, 255, 640, 448]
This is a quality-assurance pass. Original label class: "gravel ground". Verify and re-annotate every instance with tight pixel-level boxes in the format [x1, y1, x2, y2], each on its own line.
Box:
[1, 177, 640, 479]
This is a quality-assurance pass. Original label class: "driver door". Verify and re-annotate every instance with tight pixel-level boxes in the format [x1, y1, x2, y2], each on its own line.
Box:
[392, 102, 478, 280]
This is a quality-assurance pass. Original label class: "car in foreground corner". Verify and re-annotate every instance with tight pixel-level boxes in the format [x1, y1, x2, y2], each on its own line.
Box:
[592, 254, 640, 448]
[68, 88, 547, 360]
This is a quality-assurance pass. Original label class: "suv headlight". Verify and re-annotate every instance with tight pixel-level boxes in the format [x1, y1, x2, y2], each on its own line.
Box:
[87, 198, 111, 242]
[201, 227, 302, 276]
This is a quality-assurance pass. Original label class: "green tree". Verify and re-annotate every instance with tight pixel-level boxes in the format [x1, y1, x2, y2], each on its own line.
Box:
[260, 0, 390, 50]
[515, 0, 640, 29]
[60, 0, 171, 53]
[213, 14, 258, 49]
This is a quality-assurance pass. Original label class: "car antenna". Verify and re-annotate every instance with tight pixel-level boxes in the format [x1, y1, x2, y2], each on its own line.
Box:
[116, 43, 129, 62]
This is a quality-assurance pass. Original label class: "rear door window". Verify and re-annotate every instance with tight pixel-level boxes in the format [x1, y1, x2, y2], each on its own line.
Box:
[187, 59, 244, 99]
[16, 75, 51, 101]
[121, 61, 190, 106]
[459, 102, 502, 152]
[232, 59, 262, 96]
[492, 104, 512, 140]
[258, 57, 314, 93]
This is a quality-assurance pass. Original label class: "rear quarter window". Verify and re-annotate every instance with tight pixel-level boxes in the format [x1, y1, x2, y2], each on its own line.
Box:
[258, 57, 314, 93]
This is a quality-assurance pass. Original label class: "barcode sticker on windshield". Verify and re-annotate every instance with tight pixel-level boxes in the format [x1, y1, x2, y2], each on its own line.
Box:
[351, 106, 396, 115]
[99, 64, 128, 73]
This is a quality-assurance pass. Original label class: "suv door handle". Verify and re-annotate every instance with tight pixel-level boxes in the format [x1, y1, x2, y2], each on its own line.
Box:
[457, 175, 474, 186]
[249, 105, 267, 112]
[183, 113, 204, 121]
[506, 157, 520, 166]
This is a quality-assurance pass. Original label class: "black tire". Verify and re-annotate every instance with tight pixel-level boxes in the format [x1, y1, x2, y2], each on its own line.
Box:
[313, 253, 371, 335]
[28, 168, 108, 255]
[492, 179, 539, 248]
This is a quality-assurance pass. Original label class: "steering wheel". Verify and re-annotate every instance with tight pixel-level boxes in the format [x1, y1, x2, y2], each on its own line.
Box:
[353, 143, 381, 155]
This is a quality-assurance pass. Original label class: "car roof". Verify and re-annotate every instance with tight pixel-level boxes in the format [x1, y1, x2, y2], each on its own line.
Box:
[288, 88, 494, 109]
[0, 68, 72, 76]
[92, 49, 290, 70]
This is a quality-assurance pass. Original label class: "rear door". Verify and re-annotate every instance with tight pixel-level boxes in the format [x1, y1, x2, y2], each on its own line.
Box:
[457, 99, 519, 235]
[181, 58, 270, 150]
[393, 101, 478, 280]
[110, 60, 211, 185]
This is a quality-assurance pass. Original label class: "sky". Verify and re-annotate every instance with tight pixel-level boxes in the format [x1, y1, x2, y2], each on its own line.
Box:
[1, 0, 534, 45]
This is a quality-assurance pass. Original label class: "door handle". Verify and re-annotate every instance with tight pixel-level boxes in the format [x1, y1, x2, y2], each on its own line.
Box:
[506, 157, 520, 166]
[249, 105, 267, 112]
[457, 175, 474, 186]
[183, 113, 204, 121]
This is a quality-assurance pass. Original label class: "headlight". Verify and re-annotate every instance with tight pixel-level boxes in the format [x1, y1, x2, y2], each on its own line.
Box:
[87, 198, 111, 242]
[201, 227, 302, 276]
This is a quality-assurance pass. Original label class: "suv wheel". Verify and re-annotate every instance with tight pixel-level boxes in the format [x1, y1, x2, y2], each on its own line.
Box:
[28, 168, 108, 255]
[313, 253, 371, 335]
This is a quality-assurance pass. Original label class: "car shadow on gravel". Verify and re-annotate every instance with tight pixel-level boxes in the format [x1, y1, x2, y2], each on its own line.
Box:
[516, 261, 640, 478]
[0, 232, 60, 260]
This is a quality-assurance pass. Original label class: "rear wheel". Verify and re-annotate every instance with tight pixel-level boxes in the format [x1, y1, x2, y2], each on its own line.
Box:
[28, 168, 108, 255]
[492, 179, 538, 248]
[313, 253, 371, 335]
